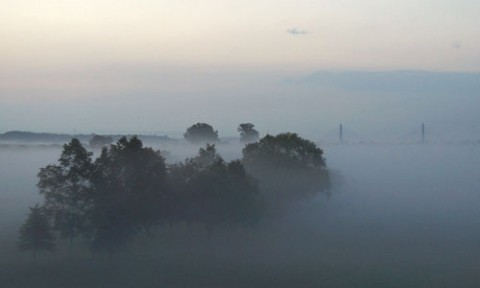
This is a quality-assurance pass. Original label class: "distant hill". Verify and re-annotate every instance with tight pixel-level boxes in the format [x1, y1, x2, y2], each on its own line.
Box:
[0, 131, 79, 143]
[300, 70, 480, 95]
[0, 131, 176, 145]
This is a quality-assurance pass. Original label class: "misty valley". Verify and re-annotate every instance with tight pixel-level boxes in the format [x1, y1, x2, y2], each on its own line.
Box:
[3, 0, 480, 286]
[1, 129, 480, 288]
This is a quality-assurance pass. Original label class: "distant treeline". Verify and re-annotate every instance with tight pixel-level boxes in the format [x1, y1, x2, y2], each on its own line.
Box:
[0, 131, 174, 144]
[18, 132, 330, 258]
[1, 122, 260, 145]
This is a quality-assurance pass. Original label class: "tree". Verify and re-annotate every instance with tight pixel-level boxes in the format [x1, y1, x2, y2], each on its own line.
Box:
[238, 123, 259, 143]
[89, 134, 113, 148]
[184, 123, 219, 144]
[90, 136, 168, 253]
[37, 138, 94, 247]
[169, 144, 261, 228]
[242, 133, 330, 202]
[18, 205, 55, 263]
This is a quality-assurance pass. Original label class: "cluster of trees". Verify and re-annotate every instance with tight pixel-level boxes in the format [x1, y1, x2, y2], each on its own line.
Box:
[18, 130, 330, 259]
[184, 122, 260, 144]
[18, 205, 55, 263]
[169, 144, 261, 229]
[243, 133, 330, 201]
[89, 134, 113, 148]
[184, 123, 219, 143]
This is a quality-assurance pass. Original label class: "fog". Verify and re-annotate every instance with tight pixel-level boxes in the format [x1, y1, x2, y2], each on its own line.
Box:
[1, 141, 480, 287]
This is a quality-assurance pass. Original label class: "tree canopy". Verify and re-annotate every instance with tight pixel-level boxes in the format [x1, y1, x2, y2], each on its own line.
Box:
[20, 131, 331, 255]
[169, 144, 261, 228]
[184, 123, 219, 144]
[89, 134, 113, 148]
[18, 205, 55, 261]
[243, 133, 325, 168]
[238, 123, 260, 143]
[90, 136, 168, 252]
[37, 138, 94, 242]
[242, 133, 330, 201]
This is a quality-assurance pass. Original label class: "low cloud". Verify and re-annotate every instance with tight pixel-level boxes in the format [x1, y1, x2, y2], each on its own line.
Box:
[287, 28, 308, 35]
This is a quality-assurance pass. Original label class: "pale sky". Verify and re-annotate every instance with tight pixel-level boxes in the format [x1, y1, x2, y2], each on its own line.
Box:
[1, 0, 480, 138]
[2, 0, 480, 70]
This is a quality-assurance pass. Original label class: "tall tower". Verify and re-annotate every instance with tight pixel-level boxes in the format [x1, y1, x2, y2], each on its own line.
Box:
[421, 123, 425, 143]
[339, 124, 343, 143]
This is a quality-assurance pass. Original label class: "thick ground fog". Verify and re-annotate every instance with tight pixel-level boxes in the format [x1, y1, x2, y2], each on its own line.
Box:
[1, 142, 480, 287]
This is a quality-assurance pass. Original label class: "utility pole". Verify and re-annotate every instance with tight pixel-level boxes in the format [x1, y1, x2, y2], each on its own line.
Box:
[339, 124, 343, 143]
[421, 123, 425, 143]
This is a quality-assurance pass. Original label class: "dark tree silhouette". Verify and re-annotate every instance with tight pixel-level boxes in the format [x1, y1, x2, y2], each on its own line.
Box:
[89, 134, 113, 148]
[184, 123, 219, 144]
[90, 136, 168, 253]
[242, 133, 330, 202]
[169, 144, 261, 229]
[29, 135, 272, 255]
[238, 123, 259, 143]
[37, 138, 94, 247]
[18, 205, 55, 263]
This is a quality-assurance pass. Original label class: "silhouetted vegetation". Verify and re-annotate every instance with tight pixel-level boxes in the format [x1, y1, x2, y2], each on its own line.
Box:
[243, 133, 330, 202]
[18, 205, 55, 263]
[0, 131, 174, 145]
[184, 123, 219, 144]
[18, 131, 330, 256]
[37, 139, 94, 247]
[169, 144, 261, 229]
[0, 131, 76, 143]
[238, 123, 260, 143]
[90, 136, 168, 253]
[89, 134, 113, 148]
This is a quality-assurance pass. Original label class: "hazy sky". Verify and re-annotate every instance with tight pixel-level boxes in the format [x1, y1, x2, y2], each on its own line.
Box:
[2, 0, 479, 70]
[1, 0, 479, 137]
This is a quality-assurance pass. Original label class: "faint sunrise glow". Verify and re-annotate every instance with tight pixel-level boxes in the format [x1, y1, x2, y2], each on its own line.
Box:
[1, 0, 479, 70]
[1, 0, 479, 134]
